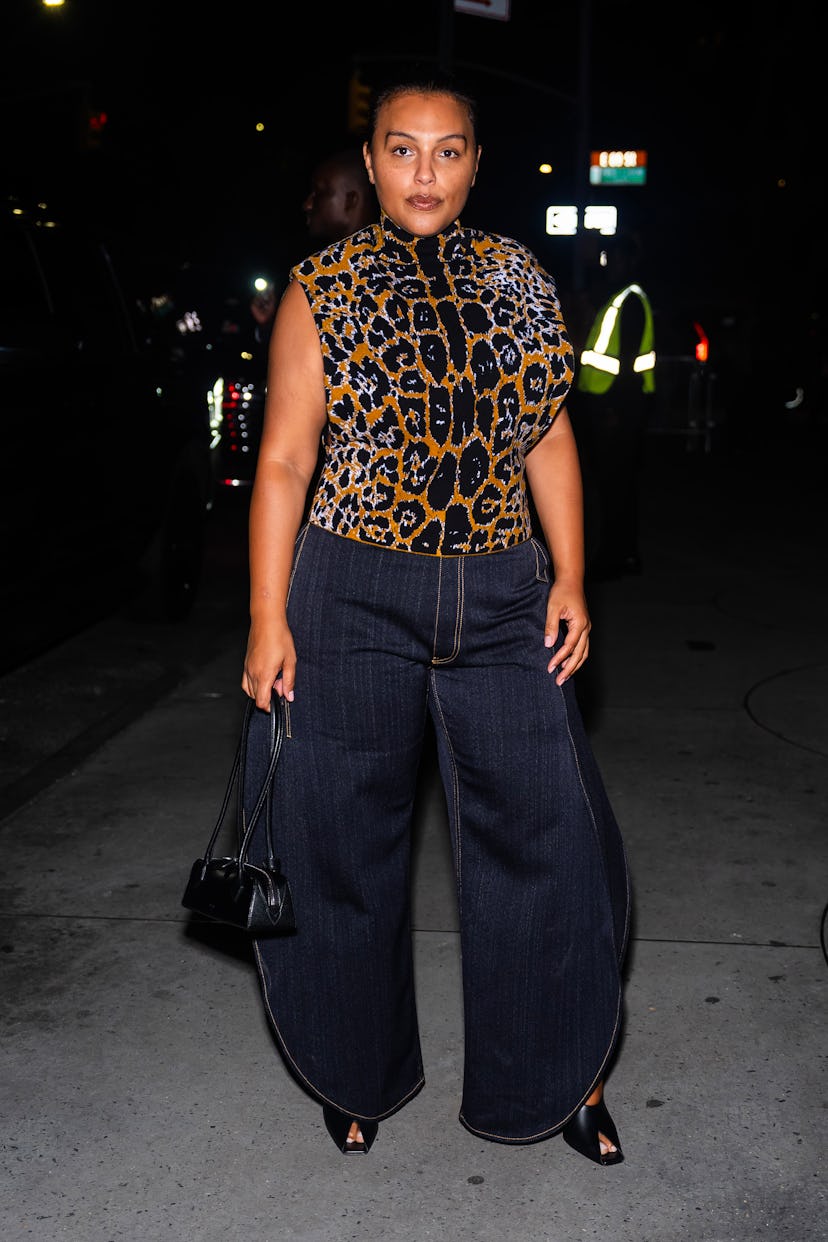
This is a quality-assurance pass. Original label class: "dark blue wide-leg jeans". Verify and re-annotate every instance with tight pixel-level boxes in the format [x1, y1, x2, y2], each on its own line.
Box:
[250, 523, 630, 1144]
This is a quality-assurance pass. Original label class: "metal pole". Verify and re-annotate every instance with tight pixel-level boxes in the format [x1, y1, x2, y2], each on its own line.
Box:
[438, 0, 454, 74]
[573, 0, 591, 294]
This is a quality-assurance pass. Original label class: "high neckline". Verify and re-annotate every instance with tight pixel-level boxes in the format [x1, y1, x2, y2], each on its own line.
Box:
[378, 215, 464, 282]
[380, 213, 462, 250]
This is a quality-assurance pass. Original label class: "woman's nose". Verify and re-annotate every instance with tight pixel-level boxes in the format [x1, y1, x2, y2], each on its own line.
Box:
[414, 158, 435, 184]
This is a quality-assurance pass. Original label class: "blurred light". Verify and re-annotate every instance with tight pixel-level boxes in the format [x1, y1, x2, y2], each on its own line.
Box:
[42, 0, 66, 7]
[546, 205, 578, 236]
[583, 205, 617, 235]
[208, 378, 225, 447]
[539, 163, 553, 175]
[693, 322, 709, 363]
[348, 71, 372, 134]
[253, 276, 271, 292]
[546, 205, 618, 237]
[175, 310, 202, 334]
[590, 150, 647, 186]
[255, 121, 265, 132]
[777, 177, 787, 188]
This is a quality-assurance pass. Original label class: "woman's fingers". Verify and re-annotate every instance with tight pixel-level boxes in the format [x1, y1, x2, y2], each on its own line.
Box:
[242, 671, 294, 709]
[544, 592, 591, 684]
[242, 646, 297, 708]
[548, 632, 589, 684]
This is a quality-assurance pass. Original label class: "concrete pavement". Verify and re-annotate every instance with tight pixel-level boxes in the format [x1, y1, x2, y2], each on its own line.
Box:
[1, 434, 826, 1241]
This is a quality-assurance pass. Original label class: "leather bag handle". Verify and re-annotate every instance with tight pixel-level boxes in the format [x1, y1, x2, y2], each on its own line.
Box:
[200, 691, 285, 872]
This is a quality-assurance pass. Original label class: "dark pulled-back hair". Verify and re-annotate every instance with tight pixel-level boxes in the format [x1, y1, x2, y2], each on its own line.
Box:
[367, 79, 479, 149]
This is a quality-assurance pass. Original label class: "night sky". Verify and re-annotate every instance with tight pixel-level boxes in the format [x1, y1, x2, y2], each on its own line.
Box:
[2, 0, 823, 347]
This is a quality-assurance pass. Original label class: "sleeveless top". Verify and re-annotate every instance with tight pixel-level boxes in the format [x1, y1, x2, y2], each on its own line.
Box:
[292, 215, 574, 556]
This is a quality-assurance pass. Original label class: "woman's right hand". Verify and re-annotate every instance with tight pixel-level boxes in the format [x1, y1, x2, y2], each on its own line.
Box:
[242, 617, 297, 709]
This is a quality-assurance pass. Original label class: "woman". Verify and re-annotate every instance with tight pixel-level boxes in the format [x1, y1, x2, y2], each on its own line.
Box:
[242, 80, 630, 1162]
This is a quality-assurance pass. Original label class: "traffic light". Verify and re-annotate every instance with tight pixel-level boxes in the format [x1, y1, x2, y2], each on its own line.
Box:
[348, 71, 371, 135]
[85, 107, 108, 150]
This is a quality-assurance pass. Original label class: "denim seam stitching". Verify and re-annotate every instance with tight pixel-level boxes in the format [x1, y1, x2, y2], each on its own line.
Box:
[432, 555, 464, 664]
[282, 525, 311, 739]
[431, 558, 443, 660]
[428, 675, 462, 903]
[558, 681, 624, 965]
[530, 536, 549, 583]
[251, 941, 425, 1122]
[286, 523, 310, 602]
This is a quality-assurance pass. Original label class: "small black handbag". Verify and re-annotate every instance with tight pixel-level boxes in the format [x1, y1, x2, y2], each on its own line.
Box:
[182, 691, 296, 935]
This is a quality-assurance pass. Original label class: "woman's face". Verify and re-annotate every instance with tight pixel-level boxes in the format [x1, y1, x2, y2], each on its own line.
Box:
[363, 91, 480, 237]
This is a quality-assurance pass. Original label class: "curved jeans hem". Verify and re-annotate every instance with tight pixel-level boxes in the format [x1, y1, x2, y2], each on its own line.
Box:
[254, 936, 425, 1122]
[458, 1112, 563, 1146]
[310, 1075, 426, 1124]
[459, 997, 626, 1146]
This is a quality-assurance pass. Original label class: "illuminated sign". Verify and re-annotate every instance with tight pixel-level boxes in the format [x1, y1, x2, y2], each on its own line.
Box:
[545, 205, 579, 236]
[590, 150, 647, 186]
[583, 205, 618, 235]
[545, 206, 618, 236]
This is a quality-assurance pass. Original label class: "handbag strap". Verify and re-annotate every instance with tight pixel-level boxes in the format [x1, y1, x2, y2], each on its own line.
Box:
[202, 691, 285, 866]
[238, 690, 284, 869]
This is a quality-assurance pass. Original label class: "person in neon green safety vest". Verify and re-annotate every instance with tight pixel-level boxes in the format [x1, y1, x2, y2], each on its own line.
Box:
[571, 231, 656, 580]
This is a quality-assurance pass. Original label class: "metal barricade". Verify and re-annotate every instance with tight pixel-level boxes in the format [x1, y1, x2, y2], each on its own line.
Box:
[649, 355, 720, 453]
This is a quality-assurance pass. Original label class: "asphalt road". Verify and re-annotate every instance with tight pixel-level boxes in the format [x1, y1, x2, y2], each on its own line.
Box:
[0, 490, 253, 823]
[3, 416, 824, 827]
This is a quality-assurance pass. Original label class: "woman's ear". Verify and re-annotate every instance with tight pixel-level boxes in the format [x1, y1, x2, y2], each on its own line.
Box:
[363, 142, 375, 185]
[471, 145, 482, 186]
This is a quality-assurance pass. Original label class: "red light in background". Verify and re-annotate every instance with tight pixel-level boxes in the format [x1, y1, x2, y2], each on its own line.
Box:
[693, 322, 709, 363]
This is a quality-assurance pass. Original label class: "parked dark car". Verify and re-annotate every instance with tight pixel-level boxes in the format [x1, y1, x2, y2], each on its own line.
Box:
[0, 193, 213, 671]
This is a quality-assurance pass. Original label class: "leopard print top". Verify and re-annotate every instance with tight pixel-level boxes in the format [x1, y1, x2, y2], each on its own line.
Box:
[293, 215, 574, 555]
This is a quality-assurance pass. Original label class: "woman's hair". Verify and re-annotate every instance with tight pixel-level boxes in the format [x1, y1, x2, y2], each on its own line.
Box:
[367, 79, 479, 150]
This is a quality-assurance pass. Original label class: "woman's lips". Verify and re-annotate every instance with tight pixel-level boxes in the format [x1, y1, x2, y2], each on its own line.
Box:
[408, 196, 440, 209]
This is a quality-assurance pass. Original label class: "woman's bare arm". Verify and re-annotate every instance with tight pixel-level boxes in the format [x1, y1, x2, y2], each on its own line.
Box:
[524, 406, 591, 684]
[242, 279, 327, 708]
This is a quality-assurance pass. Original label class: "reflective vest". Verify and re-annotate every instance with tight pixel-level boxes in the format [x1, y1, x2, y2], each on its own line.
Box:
[577, 283, 656, 395]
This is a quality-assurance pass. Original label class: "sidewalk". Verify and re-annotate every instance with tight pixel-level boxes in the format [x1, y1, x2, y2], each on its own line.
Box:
[1, 437, 826, 1242]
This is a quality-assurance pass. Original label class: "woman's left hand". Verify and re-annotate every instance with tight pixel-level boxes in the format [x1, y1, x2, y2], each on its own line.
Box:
[543, 579, 591, 685]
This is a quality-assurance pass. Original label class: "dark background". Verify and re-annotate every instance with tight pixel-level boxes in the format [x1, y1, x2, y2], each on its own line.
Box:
[2, 0, 825, 427]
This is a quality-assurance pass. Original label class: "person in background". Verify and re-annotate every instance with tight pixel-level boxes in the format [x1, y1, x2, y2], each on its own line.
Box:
[249, 146, 378, 339]
[569, 232, 656, 580]
[240, 79, 630, 1163]
[302, 144, 378, 245]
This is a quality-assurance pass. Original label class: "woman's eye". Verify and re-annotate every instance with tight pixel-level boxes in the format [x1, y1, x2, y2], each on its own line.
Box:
[391, 144, 412, 156]
[439, 148, 460, 159]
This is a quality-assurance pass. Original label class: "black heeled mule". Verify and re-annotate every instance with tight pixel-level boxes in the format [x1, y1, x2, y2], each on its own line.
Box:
[322, 1104, 379, 1154]
[562, 1097, 624, 1165]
